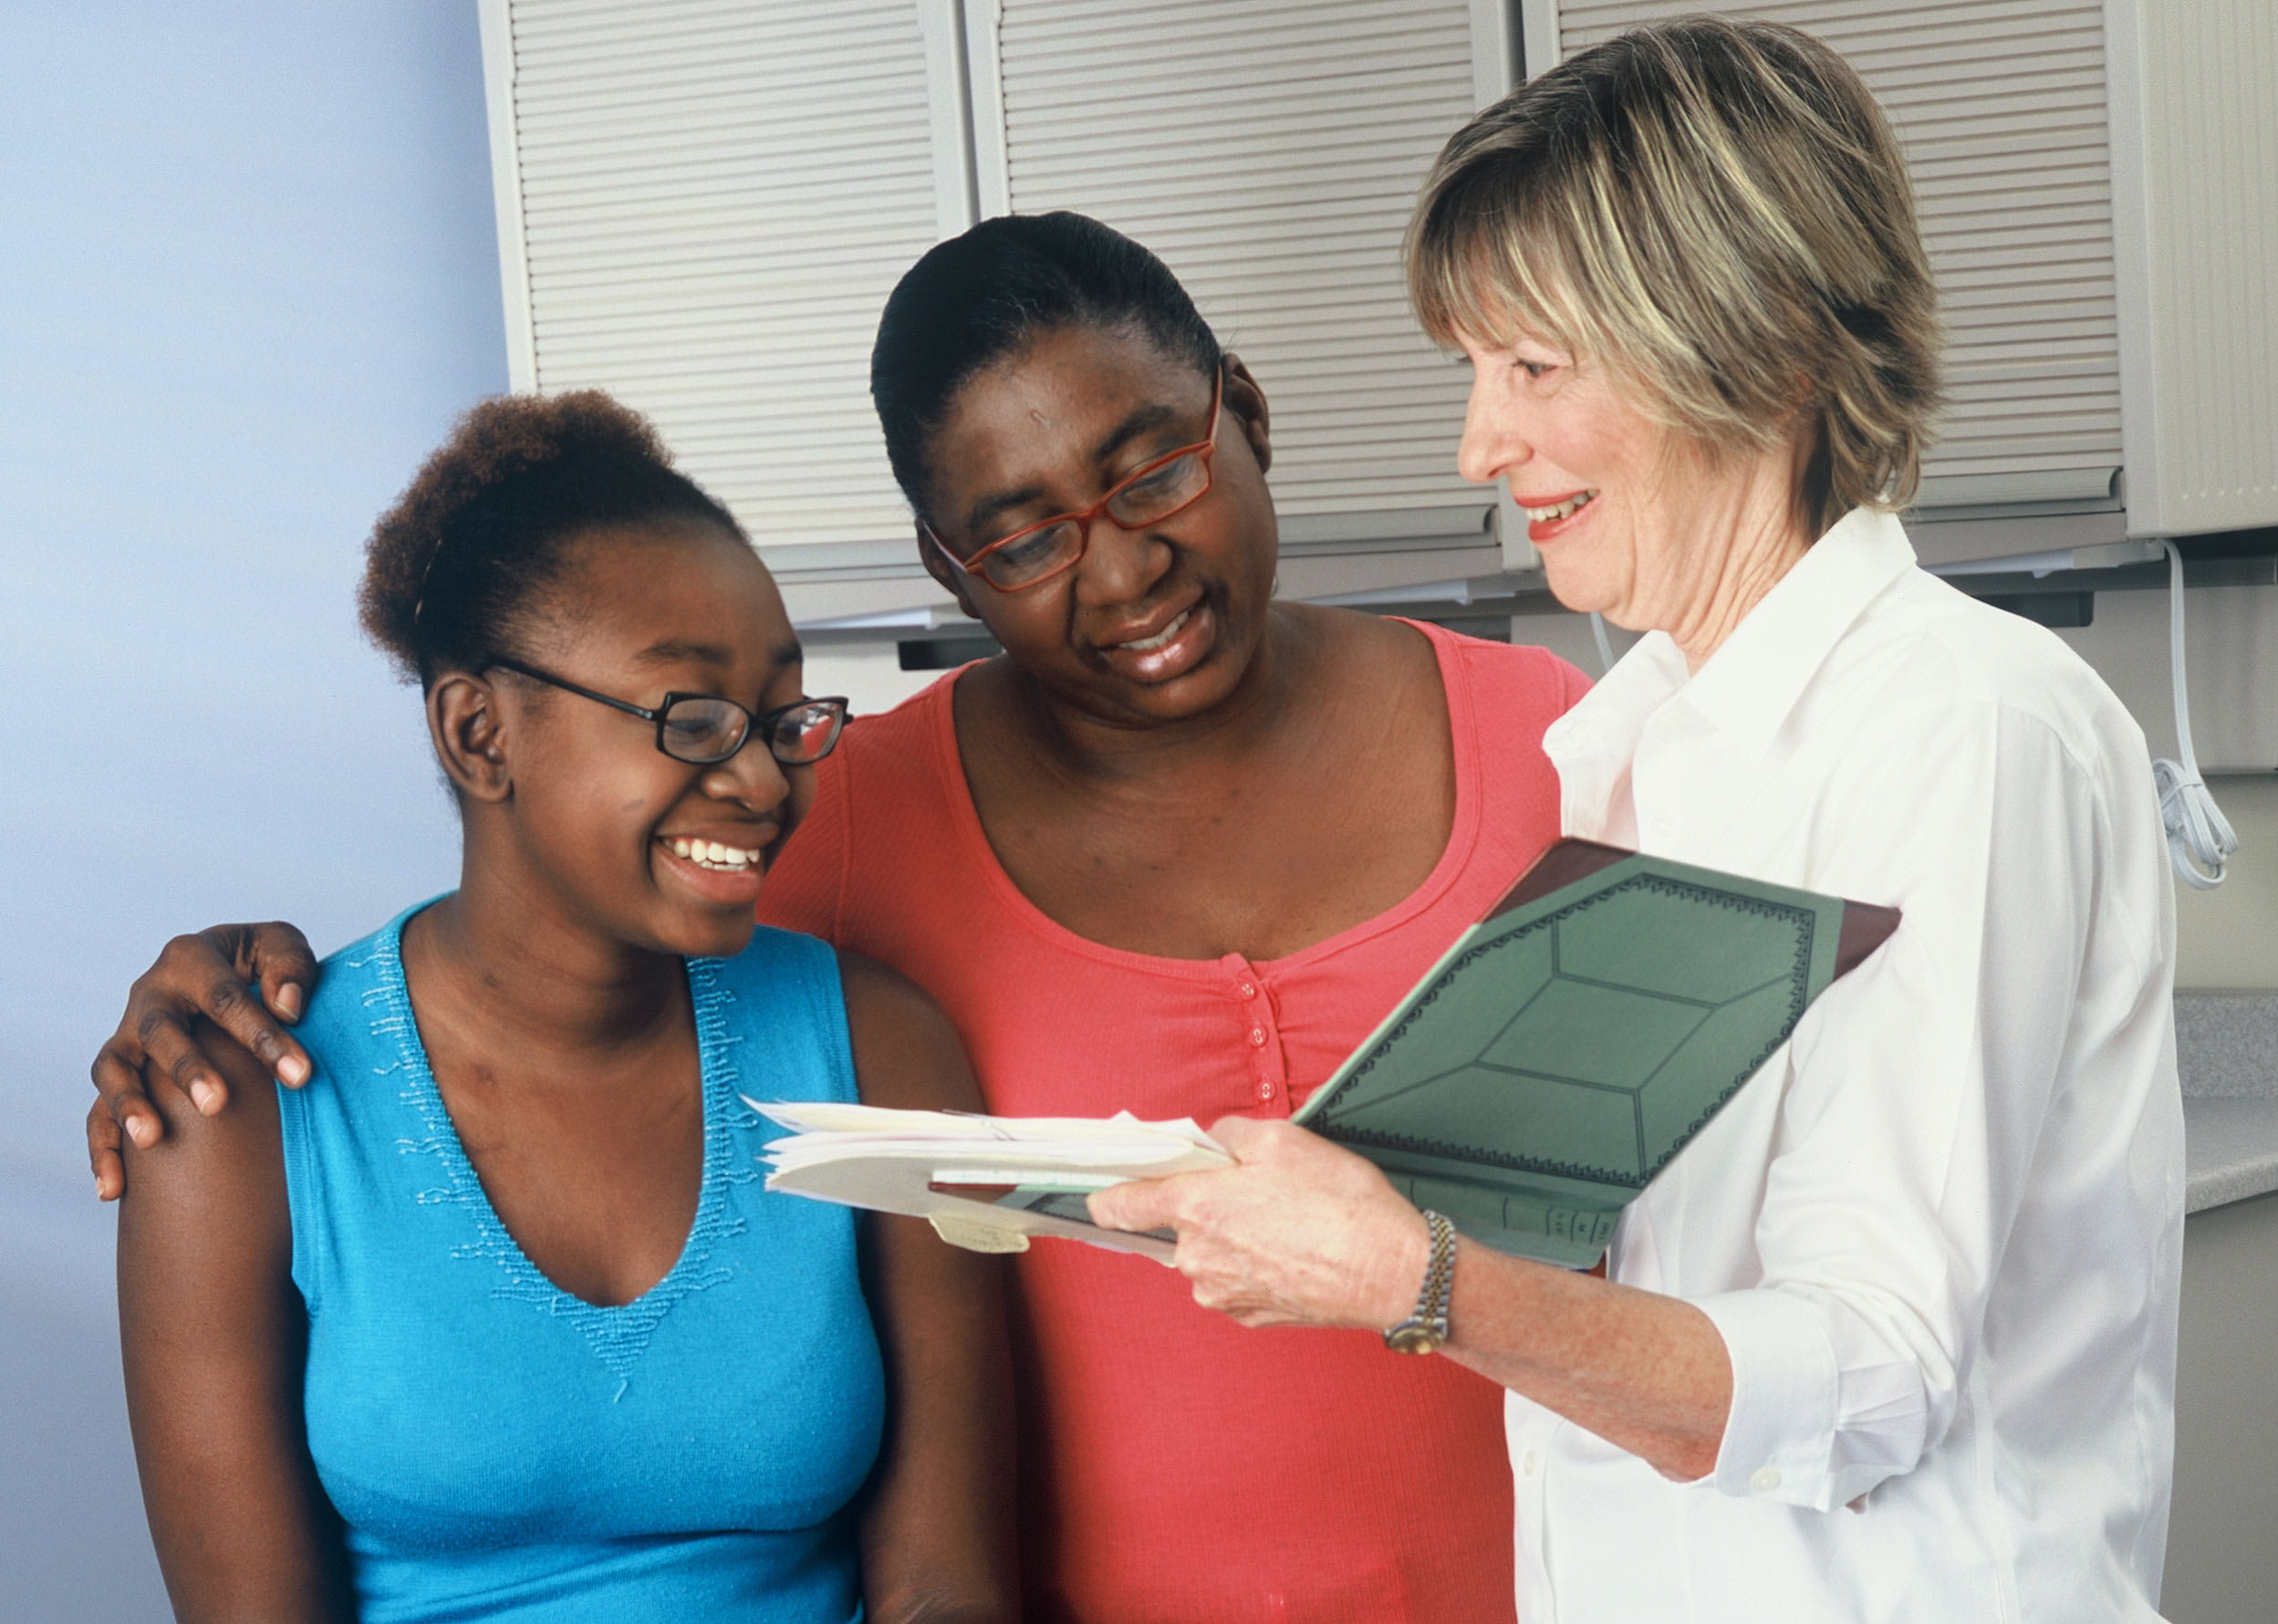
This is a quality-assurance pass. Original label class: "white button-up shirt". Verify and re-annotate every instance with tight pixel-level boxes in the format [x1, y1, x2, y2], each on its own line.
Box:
[1518, 507, 2184, 1623]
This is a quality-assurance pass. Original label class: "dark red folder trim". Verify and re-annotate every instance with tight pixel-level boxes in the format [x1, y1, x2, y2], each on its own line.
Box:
[1835, 901, 1902, 977]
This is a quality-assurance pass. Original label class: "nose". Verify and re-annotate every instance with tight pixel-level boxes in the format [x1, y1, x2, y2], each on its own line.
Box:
[1455, 362, 1529, 487]
[1071, 513, 1174, 610]
[701, 734, 794, 816]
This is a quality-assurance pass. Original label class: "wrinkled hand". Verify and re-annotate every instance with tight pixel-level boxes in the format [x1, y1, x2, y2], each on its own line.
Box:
[88, 922, 319, 1200]
[1087, 1117, 1431, 1331]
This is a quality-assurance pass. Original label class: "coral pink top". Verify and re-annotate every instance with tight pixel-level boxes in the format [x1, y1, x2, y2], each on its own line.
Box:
[758, 622, 1586, 1623]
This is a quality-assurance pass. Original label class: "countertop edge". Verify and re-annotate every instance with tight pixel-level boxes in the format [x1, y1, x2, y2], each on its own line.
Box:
[2175, 994, 2278, 1214]
[2183, 1094, 2278, 1215]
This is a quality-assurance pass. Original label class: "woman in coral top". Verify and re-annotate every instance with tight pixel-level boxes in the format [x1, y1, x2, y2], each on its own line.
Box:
[91, 213, 1586, 1621]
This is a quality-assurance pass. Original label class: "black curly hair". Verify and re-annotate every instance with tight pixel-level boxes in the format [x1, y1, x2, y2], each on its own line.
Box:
[359, 390, 745, 687]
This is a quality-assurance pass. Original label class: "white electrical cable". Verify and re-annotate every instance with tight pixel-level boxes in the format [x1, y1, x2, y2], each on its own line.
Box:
[2150, 540, 2238, 890]
[1589, 610, 1617, 676]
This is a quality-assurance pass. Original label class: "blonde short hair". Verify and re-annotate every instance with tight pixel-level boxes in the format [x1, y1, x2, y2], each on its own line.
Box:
[1409, 16, 1942, 536]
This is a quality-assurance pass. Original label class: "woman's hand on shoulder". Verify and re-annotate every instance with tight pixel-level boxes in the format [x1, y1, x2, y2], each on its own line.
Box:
[88, 922, 319, 1200]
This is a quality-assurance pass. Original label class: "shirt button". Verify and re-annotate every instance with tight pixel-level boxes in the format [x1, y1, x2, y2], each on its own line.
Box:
[1521, 1450, 1538, 1477]
[1254, 1080, 1274, 1101]
[1649, 813, 1679, 842]
[1750, 1467, 1782, 1493]
[1237, 981, 1258, 1000]
[1248, 1028, 1267, 1047]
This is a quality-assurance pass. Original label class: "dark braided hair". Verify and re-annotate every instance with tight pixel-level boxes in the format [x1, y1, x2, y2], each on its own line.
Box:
[360, 390, 745, 687]
[869, 212, 1222, 524]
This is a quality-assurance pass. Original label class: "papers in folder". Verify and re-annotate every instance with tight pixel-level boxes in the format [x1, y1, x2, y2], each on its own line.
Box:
[753, 1100, 1232, 1261]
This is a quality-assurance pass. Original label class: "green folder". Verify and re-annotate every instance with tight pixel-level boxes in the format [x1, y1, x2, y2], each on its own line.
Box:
[1293, 840, 1899, 1269]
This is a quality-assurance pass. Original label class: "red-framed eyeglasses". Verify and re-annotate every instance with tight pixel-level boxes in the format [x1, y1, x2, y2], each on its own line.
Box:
[923, 370, 1224, 593]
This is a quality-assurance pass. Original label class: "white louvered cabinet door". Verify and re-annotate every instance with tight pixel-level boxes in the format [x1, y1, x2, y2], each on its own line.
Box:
[1547, 1, 2127, 513]
[2114, 0, 2278, 537]
[488, 0, 947, 575]
[982, 0, 1509, 567]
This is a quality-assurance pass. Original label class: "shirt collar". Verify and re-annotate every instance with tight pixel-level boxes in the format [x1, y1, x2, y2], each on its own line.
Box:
[1544, 507, 1918, 811]
[1678, 505, 1916, 758]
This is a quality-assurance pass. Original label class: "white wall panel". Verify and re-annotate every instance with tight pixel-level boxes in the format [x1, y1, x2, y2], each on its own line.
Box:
[2109, 0, 2278, 536]
[489, 0, 945, 570]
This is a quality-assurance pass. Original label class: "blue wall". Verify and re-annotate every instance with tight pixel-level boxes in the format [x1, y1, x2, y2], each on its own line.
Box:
[0, 5, 504, 1615]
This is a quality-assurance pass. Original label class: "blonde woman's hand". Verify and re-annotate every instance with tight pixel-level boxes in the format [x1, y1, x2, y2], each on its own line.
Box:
[1088, 1117, 1431, 1332]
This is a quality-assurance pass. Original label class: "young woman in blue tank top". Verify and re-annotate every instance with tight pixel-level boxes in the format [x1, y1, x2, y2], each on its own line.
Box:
[116, 393, 1016, 1623]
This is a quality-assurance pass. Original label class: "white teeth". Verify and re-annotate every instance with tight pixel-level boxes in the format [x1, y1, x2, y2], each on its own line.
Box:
[1118, 607, 1191, 653]
[1523, 490, 1597, 524]
[663, 838, 761, 872]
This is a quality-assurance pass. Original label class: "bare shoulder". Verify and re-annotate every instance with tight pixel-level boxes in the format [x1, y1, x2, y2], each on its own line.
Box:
[836, 949, 949, 1027]
[1285, 601, 1446, 692]
[117, 1016, 296, 1386]
[1293, 600, 1429, 658]
[835, 951, 982, 1114]
[122, 1017, 288, 1211]
[1295, 599, 1583, 689]
[116, 1018, 348, 1620]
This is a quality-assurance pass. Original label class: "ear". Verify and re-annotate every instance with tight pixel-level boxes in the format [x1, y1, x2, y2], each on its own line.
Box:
[1222, 353, 1272, 476]
[426, 672, 515, 804]
[915, 521, 983, 621]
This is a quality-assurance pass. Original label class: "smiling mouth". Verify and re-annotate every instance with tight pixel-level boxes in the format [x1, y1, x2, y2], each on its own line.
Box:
[1521, 490, 1597, 524]
[661, 836, 764, 872]
[1113, 607, 1191, 653]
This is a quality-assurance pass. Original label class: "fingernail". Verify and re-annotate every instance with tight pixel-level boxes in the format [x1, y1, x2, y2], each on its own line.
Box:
[275, 984, 303, 1021]
[279, 1056, 309, 1086]
[129, 1117, 157, 1149]
[190, 1081, 219, 1114]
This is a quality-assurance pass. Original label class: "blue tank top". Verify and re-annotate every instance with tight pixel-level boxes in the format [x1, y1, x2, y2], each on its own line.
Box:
[276, 906, 884, 1624]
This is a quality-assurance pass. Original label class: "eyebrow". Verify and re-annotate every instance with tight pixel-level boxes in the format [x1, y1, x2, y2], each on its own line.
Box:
[1092, 401, 1181, 464]
[635, 636, 805, 671]
[957, 401, 1189, 537]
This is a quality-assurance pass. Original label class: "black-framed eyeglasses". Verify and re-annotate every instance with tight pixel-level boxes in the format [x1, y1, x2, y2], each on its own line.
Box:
[484, 655, 848, 766]
[922, 369, 1225, 592]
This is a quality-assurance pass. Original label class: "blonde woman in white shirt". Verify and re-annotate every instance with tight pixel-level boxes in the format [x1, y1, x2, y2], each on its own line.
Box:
[1092, 17, 2184, 1622]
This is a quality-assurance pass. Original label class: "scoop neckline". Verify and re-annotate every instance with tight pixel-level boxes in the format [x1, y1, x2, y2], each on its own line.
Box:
[373, 907, 724, 1316]
[928, 618, 1483, 978]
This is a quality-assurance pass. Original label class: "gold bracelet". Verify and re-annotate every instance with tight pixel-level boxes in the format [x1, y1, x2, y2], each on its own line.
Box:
[1382, 1210, 1456, 1354]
